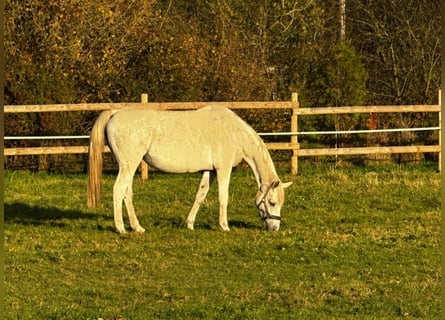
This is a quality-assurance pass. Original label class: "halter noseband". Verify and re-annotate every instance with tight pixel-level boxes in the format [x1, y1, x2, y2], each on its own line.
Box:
[260, 209, 281, 221]
[256, 182, 282, 221]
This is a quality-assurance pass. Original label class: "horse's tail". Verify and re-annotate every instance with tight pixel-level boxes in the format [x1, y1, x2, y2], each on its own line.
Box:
[87, 109, 116, 208]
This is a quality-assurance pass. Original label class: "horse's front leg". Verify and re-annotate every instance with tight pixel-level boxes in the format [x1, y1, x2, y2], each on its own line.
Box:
[186, 171, 214, 230]
[216, 168, 232, 231]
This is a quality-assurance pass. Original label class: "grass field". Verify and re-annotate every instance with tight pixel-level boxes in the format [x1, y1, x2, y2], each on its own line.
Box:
[4, 163, 441, 319]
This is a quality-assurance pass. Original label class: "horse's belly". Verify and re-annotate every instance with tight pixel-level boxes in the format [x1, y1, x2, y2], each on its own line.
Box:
[145, 144, 213, 173]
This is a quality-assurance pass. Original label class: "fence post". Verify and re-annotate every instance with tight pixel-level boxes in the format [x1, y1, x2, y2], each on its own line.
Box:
[140, 93, 149, 181]
[439, 89, 442, 172]
[291, 92, 299, 174]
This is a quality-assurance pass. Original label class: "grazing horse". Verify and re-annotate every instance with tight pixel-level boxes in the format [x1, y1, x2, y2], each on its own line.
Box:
[87, 106, 292, 233]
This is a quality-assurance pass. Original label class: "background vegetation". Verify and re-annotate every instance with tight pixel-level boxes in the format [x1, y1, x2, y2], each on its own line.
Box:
[4, 0, 441, 170]
[4, 164, 441, 319]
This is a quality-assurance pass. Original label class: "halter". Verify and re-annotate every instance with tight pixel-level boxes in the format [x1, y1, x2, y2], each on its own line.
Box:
[256, 182, 282, 221]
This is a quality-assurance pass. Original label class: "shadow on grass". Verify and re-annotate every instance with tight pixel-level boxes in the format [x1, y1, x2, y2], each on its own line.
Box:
[4, 202, 112, 230]
[229, 220, 259, 230]
[150, 216, 260, 231]
[152, 216, 187, 229]
[4, 202, 261, 232]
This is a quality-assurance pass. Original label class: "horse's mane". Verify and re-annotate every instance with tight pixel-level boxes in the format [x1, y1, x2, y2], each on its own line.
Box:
[217, 107, 279, 184]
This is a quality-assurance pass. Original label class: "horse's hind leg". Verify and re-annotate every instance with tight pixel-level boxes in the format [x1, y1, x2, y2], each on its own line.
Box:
[124, 182, 145, 233]
[113, 163, 143, 233]
[113, 169, 130, 234]
[186, 171, 214, 230]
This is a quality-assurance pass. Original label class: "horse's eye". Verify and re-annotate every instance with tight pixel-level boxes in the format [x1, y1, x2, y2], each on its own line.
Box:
[268, 200, 276, 207]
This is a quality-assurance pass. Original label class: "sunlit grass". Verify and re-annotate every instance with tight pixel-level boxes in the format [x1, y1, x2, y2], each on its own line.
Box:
[4, 164, 441, 319]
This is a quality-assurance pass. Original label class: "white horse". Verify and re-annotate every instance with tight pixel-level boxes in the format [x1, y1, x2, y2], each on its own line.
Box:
[87, 106, 292, 233]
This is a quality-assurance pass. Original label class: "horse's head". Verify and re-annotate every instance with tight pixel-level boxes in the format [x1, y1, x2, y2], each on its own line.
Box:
[256, 180, 292, 231]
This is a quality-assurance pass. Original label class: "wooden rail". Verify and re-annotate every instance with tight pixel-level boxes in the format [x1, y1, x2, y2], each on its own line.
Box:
[4, 101, 295, 113]
[296, 145, 440, 156]
[4, 91, 441, 173]
[295, 104, 440, 114]
[4, 103, 439, 114]
[4, 146, 110, 156]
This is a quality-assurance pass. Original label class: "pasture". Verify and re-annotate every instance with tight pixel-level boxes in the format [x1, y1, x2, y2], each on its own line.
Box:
[4, 163, 441, 319]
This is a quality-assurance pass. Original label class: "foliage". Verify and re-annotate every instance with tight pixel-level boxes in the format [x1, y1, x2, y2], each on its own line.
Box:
[298, 42, 369, 147]
[5, 0, 440, 105]
[324, 42, 368, 107]
[348, 0, 441, 105]
[4, 165, 441, 319]
[5, 0, 157, 104]
[4, 0, 441, 169]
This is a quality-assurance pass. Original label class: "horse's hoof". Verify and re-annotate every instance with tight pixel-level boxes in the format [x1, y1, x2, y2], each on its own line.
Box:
[186, 219, 195, 230]
[134, 227, 145, 233]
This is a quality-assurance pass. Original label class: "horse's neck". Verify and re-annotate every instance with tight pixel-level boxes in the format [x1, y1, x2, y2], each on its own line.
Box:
[244, 141, 279, 188]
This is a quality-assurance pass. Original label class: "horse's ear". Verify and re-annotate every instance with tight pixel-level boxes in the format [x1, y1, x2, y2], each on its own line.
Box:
[271, 181, 281, 189]
[281, 181, 293, 189]
[269, 180, 292, 190]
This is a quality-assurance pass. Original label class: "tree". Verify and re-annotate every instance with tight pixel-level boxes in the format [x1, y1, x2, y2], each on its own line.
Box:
[348, 0, 440, 158]
[348, 0, 440, 104]
[5, 0, 157, 104]
[339, 0, 346, 41]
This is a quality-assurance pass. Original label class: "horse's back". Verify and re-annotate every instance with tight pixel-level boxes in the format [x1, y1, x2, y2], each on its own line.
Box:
[107, 106, 247, 142]
[106, 106, 249, 172]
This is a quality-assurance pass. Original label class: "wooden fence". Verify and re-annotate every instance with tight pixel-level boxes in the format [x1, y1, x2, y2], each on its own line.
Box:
[4, 91, 441, 174]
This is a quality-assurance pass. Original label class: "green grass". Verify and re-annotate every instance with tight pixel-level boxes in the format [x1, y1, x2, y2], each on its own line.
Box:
[4, 164, 441, 319]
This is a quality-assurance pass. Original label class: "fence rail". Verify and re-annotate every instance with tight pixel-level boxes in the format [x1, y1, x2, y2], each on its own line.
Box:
[4, 91, 441, 173]
[4, 103, 440, 114]
[3, 101, 295, 113]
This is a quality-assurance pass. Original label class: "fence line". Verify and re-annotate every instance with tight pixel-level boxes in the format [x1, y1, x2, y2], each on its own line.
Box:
[4, 102, 440, 114]
[4, 91, 441, 173]
[259, 127, 441, 136]
[293, 104, 440, 114]
[296, 145, 440, 157]
[5, 126, 441, 141]
[4, 136, 91, 140]
[3, 101, 295, 113]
